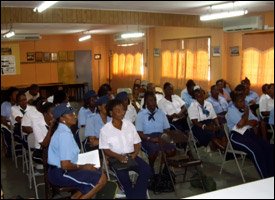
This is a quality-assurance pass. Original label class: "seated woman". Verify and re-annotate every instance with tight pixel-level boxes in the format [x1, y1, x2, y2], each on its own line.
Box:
[135, 91, 176, 172]
[77, 90, 97, 129]
[207, 85, 228, 124]
[188, 86, 227, 151]
[84, 95, 111, 152]
[226, 92, 274, 178]
[47, 103, 107, 199]
[115, 91, 137, 123]
[99, 99, 152, 199]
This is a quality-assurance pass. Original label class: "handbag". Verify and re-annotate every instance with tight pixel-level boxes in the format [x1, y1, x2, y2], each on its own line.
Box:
[108, 155, 138, 171]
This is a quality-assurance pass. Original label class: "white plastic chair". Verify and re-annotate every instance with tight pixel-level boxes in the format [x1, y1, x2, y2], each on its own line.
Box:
[220, 124, 247, 183]
[27, 133, 45, 199]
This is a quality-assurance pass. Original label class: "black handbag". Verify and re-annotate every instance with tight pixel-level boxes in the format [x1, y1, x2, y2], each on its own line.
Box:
[108, 156, 138, 171]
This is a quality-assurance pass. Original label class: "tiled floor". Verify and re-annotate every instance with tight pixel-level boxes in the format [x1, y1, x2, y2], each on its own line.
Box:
[1, 145, 260, 199]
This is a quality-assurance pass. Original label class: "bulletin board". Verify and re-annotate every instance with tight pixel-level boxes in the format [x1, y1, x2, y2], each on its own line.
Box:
[1, 43, 20, 75]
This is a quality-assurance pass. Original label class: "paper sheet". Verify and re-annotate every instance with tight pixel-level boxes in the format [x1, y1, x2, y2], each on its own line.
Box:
[232, 125, 249, 135]
[76, 149, 101, 168]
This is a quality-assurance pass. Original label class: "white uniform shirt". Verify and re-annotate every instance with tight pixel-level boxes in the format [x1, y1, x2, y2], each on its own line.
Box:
[259, 94, 270, 112]
[188, 100, 217, 122]
[25, 90, 40, 102]
[11, 105, 36, 125]
[140, 93, 163, 108]
[124, 104, 137, 123]
[158, 94, 185, 121]
[32, 117, 48, 149]
[99, 119, 141, 155]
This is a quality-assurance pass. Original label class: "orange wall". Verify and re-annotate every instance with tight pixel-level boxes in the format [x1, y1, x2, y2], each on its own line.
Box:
[1, 34, 109, 90]
[224, 11, 274, 93]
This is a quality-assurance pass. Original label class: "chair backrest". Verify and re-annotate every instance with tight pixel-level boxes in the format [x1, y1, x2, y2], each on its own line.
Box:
[78, 127, 85, 153]
[223, 124, 246, 156]
[27, 133, 36, 149]
[255, 108, 262, 120]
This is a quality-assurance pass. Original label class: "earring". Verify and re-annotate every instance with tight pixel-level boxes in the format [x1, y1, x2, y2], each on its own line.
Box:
[63, 120, 66, 124]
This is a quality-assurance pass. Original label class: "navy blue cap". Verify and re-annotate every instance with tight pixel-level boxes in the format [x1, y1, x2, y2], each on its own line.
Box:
[96, 95, 109, 106]
[84, 90, 97, 101]
[53, 103, 75, 119]
[115, 91, 128, 101]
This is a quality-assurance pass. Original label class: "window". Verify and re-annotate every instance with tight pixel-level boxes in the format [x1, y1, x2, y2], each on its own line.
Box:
[161, 37, 210, 90]
[111, 43, 144, 89]
[242, 32, 274, 92]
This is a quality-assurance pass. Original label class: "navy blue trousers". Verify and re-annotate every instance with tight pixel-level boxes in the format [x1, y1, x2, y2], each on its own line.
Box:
[230, 129, 274, 178]
[112, 156, 152, 199]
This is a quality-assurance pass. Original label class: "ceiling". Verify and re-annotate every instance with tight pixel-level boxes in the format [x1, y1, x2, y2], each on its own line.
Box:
[1, 1, 274, 35]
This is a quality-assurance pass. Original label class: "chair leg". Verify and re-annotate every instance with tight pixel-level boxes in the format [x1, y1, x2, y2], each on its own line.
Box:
[233, 153, 246, 183]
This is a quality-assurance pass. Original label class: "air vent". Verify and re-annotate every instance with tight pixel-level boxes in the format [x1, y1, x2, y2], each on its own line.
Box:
[223, 16, 263, 32]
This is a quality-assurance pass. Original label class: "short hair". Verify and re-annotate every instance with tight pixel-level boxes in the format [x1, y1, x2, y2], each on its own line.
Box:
[29, 84, 39, 91]
[186, 79, 195, 88]
[262, 84, 269, 93]
[98, 83, 112, 97]
[53, 90, 67, 105]
[163, 82, 172, 90]
[16, 91, 26, 103]
[230, 91, 244, 103]
[268, 83, 274, 88]
[40, 102, 55, 114]
[210, 85, 217, 91]
[142, 91, 156, 109]
[234, 84, 245, 92]
[216, 79, 224, 85]
[106, 99, 123, 117]
[3, 87, 19, 101]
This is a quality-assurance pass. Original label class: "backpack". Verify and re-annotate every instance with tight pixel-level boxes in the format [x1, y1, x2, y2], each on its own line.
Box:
[148, 165, 175, 194]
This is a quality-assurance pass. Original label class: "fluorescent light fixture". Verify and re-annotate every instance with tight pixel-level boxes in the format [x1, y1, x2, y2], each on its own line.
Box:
[121, 32, 144, 39]
[33, 1, 58, 13]
[78, 35, 91, 42]
[3, 31, 15, 38]
[117, 43, 138, 47]
[200, 10, 248, 21]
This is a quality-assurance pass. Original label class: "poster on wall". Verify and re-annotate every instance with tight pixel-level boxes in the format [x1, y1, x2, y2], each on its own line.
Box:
[1, 55, 16, 75]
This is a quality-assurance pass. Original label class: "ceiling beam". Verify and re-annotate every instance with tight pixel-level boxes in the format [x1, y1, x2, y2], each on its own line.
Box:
[1, 7, 222, 28]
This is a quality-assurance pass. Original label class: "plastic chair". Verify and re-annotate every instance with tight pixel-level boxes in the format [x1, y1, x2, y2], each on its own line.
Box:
[219, 124, 247, 183]
[6, 124, 26, 170]
[186, 117, 201, 159]
[27, 133, 45, 199]
[268, 124, 274, 144]
[158, 133, 204, 195]
[78, 127, 85, 153]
